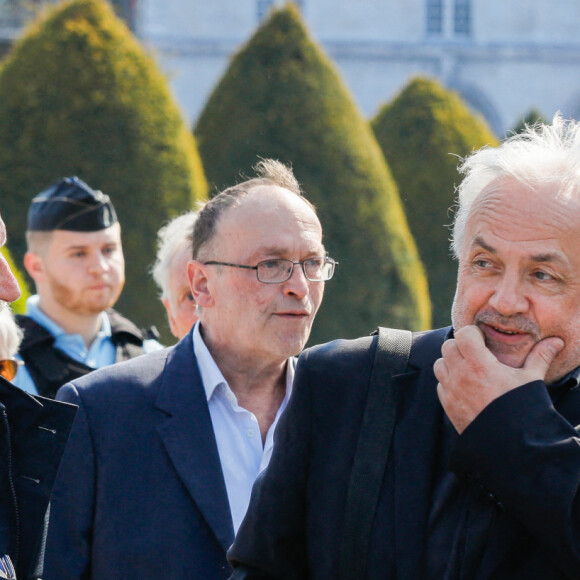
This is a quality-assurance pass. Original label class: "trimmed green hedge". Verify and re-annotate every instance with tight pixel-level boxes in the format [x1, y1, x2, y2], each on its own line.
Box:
[511, 108, 547, 135]
[372, 77, 498, 328]
[0, 0, 207, 335]
[196, 4, 430, 344]
[1, 246, 30, 314]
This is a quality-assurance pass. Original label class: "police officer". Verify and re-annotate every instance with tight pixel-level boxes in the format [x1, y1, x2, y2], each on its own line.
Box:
[14, 177, 161, 398]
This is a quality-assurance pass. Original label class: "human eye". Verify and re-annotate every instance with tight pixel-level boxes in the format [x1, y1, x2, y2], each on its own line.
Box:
[473, 257, 492, 269]
[305, 257, 324, 268]
[260, 259, 283, 270]
[531, 269, 556, 282]
[102, 245, 117, 256]
[304, 257, 323, 275]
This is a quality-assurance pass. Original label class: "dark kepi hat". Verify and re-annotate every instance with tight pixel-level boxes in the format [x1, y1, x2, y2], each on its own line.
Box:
[27, 176, 118, 232]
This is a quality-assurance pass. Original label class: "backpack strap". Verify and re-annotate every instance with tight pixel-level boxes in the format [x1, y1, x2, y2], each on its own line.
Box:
[107, 309, 147, 362]
[339, 327, 413, 580]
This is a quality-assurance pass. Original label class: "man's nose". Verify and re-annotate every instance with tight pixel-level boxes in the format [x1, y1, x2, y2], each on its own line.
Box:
[0, 254, 20, 304]
[487, 273, 528, 316]
[89, 252, 109, 273]
[283, 263, 310, 299]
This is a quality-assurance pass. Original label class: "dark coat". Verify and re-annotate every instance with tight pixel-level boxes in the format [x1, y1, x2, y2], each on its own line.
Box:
[228, 328, 580, 579]
[16, 309, 148, 399]
[0, 377, 76, 579]
[44, 332, 234, 579]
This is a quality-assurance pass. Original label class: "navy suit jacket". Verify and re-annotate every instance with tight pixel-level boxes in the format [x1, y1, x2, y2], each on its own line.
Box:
[44, 332, 235, 579]
[229, 328, 580, 579]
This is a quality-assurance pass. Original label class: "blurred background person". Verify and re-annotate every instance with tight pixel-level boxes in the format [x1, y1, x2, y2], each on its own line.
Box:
[0, 305, 22, 382]
[14, 176, 161, 398]
[152, 210, 199, 340]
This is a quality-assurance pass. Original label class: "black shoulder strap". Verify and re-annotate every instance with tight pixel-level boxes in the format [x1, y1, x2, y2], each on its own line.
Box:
[339, 327, 413, 580]
[106, 309, 146, 362]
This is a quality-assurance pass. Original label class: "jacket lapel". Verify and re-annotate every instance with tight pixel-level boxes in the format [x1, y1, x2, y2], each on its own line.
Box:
[154, 334, 234, 551]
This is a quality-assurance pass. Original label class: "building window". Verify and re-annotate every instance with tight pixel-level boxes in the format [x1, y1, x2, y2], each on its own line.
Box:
[454, 0, 471, 35]
[426, 0, 444, 35]
[427, 0, 471, 38]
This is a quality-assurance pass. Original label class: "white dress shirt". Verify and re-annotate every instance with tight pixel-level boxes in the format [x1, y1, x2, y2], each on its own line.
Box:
[192, 321, 294, 533]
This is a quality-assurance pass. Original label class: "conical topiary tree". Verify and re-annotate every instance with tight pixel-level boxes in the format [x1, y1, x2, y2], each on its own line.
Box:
[511, 108, 547, 135]
[372, 76, 498, 328]
[0, 0, 207, 335]
[1, 246, 30, 314]
[195, 3, 430, 344]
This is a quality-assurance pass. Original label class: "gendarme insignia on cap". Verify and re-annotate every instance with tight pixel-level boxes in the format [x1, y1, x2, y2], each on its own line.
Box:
[27, 176, 118, 232]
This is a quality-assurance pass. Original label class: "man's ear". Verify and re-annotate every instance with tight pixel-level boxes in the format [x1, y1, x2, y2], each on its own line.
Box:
[23, 252, 44, 283]
[188, 260, 213, 308]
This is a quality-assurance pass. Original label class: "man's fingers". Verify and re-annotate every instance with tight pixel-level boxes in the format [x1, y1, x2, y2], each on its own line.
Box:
[453, 325, 489, 359]
[433, 358, 447, 383]
[523, 336, 565, 378]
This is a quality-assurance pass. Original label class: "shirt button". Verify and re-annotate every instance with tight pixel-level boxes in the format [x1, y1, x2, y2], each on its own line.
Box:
[247, 428, 254, 439]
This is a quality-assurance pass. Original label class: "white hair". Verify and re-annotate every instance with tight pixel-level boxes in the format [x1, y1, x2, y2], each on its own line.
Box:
[151, 211, 197, 298]
[0, 303, 23, 358]
[452, 113, 580, 257]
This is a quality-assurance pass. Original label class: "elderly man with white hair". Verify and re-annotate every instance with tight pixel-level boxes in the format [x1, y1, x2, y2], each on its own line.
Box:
[151, 211, 198, 340]
[229, 116, 580, 580]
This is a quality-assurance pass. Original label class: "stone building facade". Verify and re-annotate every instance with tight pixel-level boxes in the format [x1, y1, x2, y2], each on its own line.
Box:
[135, 0, 580, 135]
[3, 0, 580, 135]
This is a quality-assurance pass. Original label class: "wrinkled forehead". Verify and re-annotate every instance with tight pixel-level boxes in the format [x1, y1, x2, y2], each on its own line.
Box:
[466, 178, 580, 238]
[170, 241, 193, 272]
[461, 180, 580, 255]
[217, 186, 321, 238]
[212, 186, 323, 256]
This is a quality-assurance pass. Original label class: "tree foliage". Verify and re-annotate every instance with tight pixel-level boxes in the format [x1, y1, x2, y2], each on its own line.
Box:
[511, 108, 547, 135]
[195, 4, 430, 344]
[372, 76, 498, 328]
[1, 246, 30, 314]
[0, 0, 206, 334]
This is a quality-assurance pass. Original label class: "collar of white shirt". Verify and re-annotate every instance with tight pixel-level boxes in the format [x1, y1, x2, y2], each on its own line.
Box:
[192, 320, 294, 405]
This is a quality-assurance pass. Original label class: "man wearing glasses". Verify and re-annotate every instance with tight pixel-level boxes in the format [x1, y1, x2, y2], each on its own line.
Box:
[44, 159, 335, 579]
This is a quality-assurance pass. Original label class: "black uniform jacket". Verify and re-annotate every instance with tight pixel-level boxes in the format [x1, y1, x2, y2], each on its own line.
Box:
[229, 328, 580, 579]
[0, 377, 76, 579]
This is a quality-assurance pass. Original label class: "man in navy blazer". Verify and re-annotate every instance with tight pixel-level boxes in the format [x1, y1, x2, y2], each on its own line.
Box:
[229, 116, 580, 578]
[43, 159, 336, 579]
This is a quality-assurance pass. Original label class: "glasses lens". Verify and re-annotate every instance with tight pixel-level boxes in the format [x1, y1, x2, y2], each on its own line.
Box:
[304, 257, 335, 281]
[303, 257, 323, 281]
[0, 359, 18, 381]
[257, 259, 291, 283]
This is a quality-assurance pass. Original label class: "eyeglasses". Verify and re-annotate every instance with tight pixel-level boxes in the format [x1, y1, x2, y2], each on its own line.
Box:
[0, 358, 20, 382]
[203, 256, 338, 284]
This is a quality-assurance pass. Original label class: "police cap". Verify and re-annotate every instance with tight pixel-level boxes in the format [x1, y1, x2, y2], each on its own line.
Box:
[27, 176, 118, 232]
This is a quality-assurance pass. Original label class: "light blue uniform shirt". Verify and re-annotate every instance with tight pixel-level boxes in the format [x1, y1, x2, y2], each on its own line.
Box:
[193, 321, 294, 534]
[13, 295, 162, 395]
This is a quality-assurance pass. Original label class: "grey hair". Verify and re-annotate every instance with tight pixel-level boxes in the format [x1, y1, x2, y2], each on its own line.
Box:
[452, 113, 580, 257]
[193, 158, 314, 260]
[0, 304, 23, 358]
[151, 211, 197, 298]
